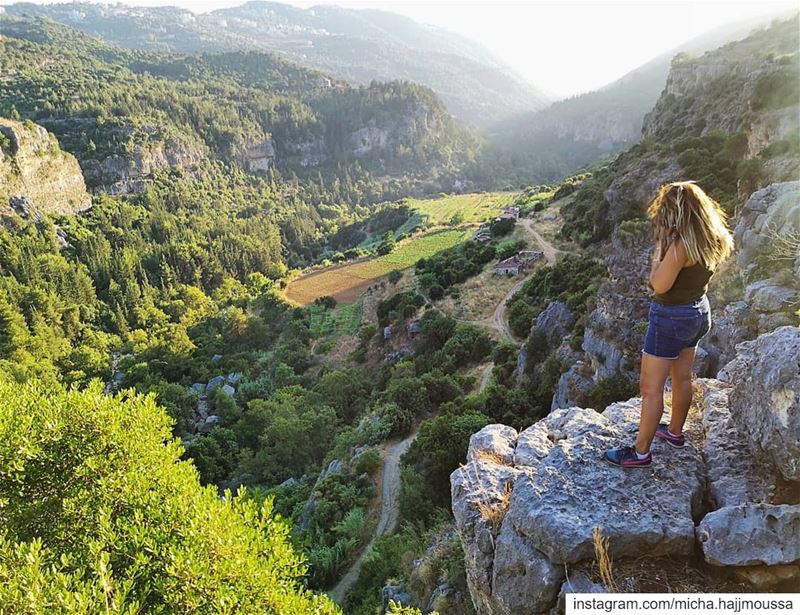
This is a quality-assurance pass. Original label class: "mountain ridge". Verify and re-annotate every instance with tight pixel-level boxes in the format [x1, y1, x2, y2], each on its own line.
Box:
[4, 0, 550, 129]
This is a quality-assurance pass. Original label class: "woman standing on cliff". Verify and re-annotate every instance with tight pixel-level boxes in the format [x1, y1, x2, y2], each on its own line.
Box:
[605, 181, 734, 468]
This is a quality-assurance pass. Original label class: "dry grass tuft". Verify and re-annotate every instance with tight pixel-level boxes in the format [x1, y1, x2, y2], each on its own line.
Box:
[593, 527, 617, 592]
[472, 449, 509, 466]
[475, 482, 512, 535]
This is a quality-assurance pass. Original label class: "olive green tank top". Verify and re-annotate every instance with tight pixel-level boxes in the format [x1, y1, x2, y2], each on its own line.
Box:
[653, 262, 713, 305]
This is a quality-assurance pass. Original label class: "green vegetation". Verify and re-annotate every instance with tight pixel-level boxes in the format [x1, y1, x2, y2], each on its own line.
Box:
[507, 254, 607, 338]
[0, 380, 339, 614]
[400, 192, 517, 231]
[415, 240, 496, 297]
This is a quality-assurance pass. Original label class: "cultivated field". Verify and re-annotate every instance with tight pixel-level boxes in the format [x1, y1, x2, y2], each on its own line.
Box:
[285, 228, 470, 305]
[397, 192, 517, 233]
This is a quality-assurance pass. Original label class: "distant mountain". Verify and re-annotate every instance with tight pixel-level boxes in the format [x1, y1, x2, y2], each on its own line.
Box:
[0, 15, 479, 198]
[486, 11, 795, 184]
[4, 1, 551, 130]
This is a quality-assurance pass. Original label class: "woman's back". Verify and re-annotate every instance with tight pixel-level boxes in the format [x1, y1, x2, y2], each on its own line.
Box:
[653, 262, 712, 305]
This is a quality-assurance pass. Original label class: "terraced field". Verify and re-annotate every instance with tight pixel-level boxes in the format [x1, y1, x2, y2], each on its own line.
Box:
[285, 228, 469, 305]
[285, 192, 519, 306]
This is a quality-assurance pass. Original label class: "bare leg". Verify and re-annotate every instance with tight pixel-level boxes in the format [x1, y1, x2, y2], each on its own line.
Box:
[635, 353, 673, 455]
[667, 346, 696, 435]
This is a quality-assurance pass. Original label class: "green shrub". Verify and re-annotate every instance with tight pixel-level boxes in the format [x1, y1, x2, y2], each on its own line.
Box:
[0, 380, 339, 614]
[354, 448, 381, 475]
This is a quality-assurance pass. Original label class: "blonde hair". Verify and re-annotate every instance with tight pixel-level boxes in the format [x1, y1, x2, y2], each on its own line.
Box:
[647, 181, 734, 271]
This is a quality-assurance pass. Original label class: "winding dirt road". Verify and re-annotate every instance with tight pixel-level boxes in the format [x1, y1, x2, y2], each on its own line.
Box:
[328, 430, 416, 604]
[474, 217, 561, 345]
[327, 215, 562, 604]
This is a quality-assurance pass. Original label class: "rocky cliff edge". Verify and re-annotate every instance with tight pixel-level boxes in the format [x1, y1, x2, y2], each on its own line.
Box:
[1, 118, 91, 217]
[452, 325, 800, 614]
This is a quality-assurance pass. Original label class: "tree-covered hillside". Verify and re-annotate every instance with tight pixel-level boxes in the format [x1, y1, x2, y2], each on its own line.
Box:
[4, 0, 551, 130]
[0, 16, 478, 196]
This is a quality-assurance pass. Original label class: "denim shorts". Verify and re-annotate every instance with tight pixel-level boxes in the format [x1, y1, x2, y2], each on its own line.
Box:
[643, 295, 711, 359]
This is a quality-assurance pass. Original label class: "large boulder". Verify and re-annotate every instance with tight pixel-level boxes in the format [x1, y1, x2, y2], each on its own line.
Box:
[734, 181, 800, 278]
[452, 399, 705, 614]
[720, 326, 800, 481]
[532, 302, 574, 352]
[698, 379, 776, 508]
[504, 401, 704, 564]
[697, 504, 800, 566]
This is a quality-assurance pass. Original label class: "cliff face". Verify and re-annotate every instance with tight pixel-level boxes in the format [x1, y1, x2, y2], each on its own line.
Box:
[453, 327, 800, 614]
[643, 21, 799, 157]
[0, 118, 91, 216]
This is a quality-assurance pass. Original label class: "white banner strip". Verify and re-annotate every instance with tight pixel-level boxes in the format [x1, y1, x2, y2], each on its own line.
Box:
[566, 593, 799, 615]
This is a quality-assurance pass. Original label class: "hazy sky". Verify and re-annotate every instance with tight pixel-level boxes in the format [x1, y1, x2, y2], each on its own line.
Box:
[2, 0, 796, 95]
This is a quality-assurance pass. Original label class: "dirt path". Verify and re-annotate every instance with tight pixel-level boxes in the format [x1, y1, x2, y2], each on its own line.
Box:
[471, 217, 561, 345]
[328, 430, 417, 604]
[327, 216, 564, 604]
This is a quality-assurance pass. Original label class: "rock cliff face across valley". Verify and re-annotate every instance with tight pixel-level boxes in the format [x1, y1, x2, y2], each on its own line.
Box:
[0, 118, 91, 216]
[453, 326, 800, 614]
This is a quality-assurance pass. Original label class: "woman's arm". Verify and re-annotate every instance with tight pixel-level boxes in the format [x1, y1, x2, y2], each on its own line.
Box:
[649, 239, 688, 294]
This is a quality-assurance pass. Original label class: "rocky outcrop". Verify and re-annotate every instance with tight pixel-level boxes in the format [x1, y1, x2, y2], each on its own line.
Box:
[80, 128, 206, 194]
[698, 379, 776, 508]
[602, 152, 682, 224]
[455, 334, 800, 611]
[238, 137, 275, 172]
[734, 181, 800, 279]
[719, 326, 800, 482]
[698, 504, 800, 567]
[452, 396, 706, 614]
[642, 19, 800, 156]
[348, 103, 442, 158]
[532, 301, 574, 353]
[553, 224, 651, 408]
[0, 118, 91, 216]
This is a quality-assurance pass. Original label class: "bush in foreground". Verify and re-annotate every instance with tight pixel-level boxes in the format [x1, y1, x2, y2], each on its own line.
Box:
[0, 380, 339, 614]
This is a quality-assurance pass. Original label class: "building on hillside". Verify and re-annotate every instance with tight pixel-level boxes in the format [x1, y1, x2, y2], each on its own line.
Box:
[518, 250, 544, 264]
[493, 250, 545, 276]
[496, 206, 519, 221]
[494, 255, 526, 276]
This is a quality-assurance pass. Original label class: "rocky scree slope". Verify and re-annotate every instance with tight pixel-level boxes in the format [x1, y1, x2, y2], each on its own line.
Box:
[452, 325, 800, 614]
[0, 118, 91, 217]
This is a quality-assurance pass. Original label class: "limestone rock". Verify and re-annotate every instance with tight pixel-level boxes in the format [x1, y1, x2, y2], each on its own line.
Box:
[221, 384, 236, 397]
[504, 402, 704, 565]
[533, 302, 574, 352]
[1, 118, 91, 216]
[554, 571, 606, 614]
[699, 300, 757, 376]
[451, 453, 519, 615]
[466, 424, 518, 466]
[189, 382, 205, 395]
[382, 584, 412, 611]
[698, 379, 775, 508]
[552, 360, 594, 411]
[452, 398, 705, 614]
[744, 279, 799, 313]
[734, 181, 800, 278]
[697, 504, 800, 566]
[722, 326, 800, 481]
[491, 521, 563, 615]
[206, 375, 226, 394]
